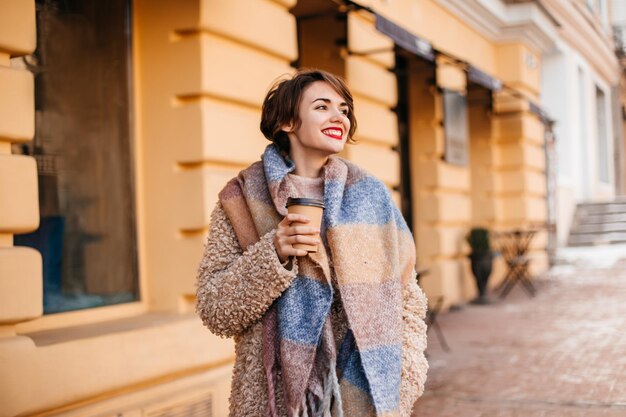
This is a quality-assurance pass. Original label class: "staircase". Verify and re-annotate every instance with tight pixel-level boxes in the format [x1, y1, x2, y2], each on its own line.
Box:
[568, 198, 626, 246]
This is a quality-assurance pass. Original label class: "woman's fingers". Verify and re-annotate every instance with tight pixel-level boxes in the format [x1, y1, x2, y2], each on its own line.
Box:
[274, 213, 321, 261]
[277, 214, 319, 236]
[274, 235, 309, 261]
[286, 225, 320, 236]
[280, 245, 309, 258]
[285, 234, 320, 245]
[275, 232, 320, 248]
[282, 213, 310, 225]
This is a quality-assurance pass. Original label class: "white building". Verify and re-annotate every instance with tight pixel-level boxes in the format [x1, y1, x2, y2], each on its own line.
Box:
[439, 0, 622, 246]
[542, 0, 621, 245]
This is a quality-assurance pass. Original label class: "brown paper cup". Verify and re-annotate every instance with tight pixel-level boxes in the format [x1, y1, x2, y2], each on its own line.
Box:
[286, 197, 324, 253]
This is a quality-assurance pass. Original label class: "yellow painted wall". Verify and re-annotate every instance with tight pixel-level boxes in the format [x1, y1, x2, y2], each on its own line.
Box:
[299, 13, 346, 76]
[357, 0, 497, 74]
[408, 58, 467, 306]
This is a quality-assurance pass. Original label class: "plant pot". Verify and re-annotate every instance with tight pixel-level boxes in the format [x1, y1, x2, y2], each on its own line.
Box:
[469, 251, 494, 304]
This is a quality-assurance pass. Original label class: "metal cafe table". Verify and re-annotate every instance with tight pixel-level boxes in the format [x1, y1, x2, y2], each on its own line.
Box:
[493, 228, 539, 299]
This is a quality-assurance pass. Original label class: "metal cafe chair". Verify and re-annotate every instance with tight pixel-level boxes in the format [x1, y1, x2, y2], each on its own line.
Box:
[494, 229, 538, 299]
[416, 269, 451, 352]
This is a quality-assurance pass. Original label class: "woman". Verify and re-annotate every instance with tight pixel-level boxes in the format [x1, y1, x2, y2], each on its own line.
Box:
[196, 69, 428, 417]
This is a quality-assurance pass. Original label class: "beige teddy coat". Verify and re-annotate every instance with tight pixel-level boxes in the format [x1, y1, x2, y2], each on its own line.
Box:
[196, 202, 429, 416]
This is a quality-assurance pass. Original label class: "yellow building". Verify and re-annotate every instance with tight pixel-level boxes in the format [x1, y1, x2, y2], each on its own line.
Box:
[1, 0, 552, 415]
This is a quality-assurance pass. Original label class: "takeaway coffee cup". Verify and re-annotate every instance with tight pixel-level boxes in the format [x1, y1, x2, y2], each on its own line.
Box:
[286, 197, 325, 253]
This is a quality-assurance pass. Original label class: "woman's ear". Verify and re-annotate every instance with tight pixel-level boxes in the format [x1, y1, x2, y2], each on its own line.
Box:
[280, 122, 293, 133]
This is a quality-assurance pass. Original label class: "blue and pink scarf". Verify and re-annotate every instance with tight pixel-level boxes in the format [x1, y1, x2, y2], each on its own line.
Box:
[219, 145, 416, 416]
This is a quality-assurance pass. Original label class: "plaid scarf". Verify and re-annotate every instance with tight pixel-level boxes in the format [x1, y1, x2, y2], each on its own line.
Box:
[219, 145, 416, 417]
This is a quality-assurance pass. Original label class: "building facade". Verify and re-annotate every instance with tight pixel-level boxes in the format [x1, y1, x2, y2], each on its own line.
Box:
[1, 0, 553, 415]
[540, 0, 621, 245]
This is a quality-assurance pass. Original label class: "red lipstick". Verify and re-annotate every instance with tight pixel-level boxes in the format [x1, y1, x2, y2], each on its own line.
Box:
[322, 128, 343, 140]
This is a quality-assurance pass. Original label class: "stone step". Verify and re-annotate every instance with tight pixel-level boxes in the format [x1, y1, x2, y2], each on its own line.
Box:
[577, 213, 626, 224]
[577, 196, 626, 205]
[577, 203, 626, 215]
[568, 199, 626, 247]
[568, 232, 626, 246]
[570, 222, 626, 234]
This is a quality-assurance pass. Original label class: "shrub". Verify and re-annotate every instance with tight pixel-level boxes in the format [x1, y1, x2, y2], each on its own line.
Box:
[466, 227, 491, 254]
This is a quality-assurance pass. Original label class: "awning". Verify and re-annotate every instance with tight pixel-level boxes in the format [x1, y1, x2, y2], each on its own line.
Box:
[375, 13, 435, 62]
[529, 101, 553, 125]
[468, 65, 503, 91]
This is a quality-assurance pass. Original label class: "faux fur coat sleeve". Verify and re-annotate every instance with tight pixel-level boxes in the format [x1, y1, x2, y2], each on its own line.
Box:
[400, 270, 429, 416]
[195, 202, 298, 338]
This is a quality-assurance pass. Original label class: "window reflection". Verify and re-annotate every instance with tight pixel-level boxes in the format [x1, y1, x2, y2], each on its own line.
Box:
[13, 0, 138, 314]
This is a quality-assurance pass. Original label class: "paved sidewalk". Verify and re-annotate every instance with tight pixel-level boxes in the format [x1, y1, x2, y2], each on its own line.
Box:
[412, 245, 626, 417]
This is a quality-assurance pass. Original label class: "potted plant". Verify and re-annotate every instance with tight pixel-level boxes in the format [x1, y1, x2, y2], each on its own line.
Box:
[466, 227, 494, 305]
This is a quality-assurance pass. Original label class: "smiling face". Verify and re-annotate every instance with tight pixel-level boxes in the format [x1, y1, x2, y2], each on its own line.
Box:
[282, 81, 351, 160]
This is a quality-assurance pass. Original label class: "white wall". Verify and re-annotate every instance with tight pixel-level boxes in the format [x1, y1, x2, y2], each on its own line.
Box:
[611, 0, 626, 24]
[586, 63, 616, 199]
[611, 0, 626, 51]
[541, 42, 617, 245]
[542, 46, 575, 245]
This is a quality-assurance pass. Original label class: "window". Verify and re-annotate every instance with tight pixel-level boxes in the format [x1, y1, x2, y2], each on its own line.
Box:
[442, 89, 469, 166]
[578, 68, 588, 194]
[13, 0, 138, 314]
[596, 87, 610, 183]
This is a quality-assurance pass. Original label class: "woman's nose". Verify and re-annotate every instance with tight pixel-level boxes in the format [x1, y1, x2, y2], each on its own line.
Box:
[329, 108, 342, 122]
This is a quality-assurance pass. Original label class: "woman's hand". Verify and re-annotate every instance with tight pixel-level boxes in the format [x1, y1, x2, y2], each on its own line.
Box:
[274, 213, 321, 264]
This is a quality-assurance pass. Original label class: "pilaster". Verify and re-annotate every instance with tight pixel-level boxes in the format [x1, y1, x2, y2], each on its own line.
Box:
[345, 11, 401, 202]
[135, 0, 297, 311]
[410, 58, 472, 306]
[0, 0, 41, 326]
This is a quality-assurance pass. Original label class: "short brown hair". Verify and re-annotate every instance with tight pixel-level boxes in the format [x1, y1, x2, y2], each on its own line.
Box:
[260, 69, 358, 153]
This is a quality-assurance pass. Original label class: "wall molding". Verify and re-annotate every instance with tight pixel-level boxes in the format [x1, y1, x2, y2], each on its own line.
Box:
[436, 0, 619, 83]
[435, 0, 559, 53]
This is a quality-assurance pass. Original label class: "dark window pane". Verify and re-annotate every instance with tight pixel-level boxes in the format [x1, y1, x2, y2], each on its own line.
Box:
[13, 0, 138, 314]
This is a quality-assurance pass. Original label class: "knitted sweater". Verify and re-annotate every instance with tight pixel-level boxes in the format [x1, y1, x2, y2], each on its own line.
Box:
[196, 200, 429, 417]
